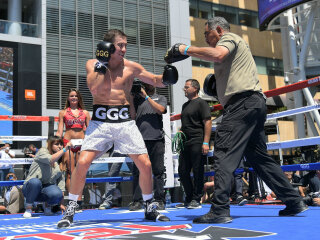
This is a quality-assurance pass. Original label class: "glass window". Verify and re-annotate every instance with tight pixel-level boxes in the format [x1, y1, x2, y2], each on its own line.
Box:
[189, 0, 198, 18]
[125, 20, 138, 45]
[254, 56, 267, 75]
[47, 8, 59, 34]
[140, 23, 153, 47]
[192, 57, 214, 68]
[78, 12, 92, 38]
[61, 10, 76, 36]
[94, 15, 108, 40]
[267, 58, 284, 76]
[154, 24, 168, 48]
[199, 1, 211, 19]
[212, 5, 237, 25]
[254, 56, 283, 76]
[239, 10, 258, 28]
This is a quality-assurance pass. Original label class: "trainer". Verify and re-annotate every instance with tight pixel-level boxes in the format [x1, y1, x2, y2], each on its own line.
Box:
[164, 17, 308, 224]
[57, 29, 177, 228]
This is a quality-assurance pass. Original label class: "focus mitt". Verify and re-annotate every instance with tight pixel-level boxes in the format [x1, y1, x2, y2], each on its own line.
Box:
[203, 74, 217, 98]
[164, 43, 190, 64]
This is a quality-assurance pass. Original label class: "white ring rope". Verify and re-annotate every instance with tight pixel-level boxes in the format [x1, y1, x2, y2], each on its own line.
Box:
[1, 104, 319, 161]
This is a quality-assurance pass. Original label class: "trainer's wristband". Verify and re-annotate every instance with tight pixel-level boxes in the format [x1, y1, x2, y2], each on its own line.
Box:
[63, 148, 67, 153]
[203, 142, 209, 145]
[184, 45, 190, 55]
[145, 96, 150, 100]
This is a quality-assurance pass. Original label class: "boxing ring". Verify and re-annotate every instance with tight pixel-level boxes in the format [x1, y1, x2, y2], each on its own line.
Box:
[0, 76, 320, 239]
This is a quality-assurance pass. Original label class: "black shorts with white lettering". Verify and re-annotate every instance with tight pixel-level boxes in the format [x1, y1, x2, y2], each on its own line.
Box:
[91, 105, 132, 123]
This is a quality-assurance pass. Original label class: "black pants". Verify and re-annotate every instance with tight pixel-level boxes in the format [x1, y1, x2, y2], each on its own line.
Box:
[132, 139, 166, 203]
[178, 140, 206, 203]
[212, 92, 302, 215]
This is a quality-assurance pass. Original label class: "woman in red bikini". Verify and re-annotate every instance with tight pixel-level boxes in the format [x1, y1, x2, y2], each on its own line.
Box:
[56, 88, 90, 207]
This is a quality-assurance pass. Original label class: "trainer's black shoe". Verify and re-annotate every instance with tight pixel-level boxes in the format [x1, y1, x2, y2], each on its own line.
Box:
[57, 200, 78, 229]
[145, 200, 170, 222]
[193, 211, 232, 224]
[279, 200, 309, 216]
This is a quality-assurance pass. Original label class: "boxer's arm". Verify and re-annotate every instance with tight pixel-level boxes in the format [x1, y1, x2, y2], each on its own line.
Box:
[86, 59, 106, 94]
[132, 62, 165, 88]
[179, 45, 229, 63]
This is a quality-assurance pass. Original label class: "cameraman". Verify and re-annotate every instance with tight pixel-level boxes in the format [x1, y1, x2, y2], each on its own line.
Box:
[129, 81, 168, 210]
[23, 144, 39, 179]
[26, 144, 39, 158]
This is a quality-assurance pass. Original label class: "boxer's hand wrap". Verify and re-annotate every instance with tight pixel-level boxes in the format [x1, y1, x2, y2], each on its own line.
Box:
[164, 43, 190, 64]
[94, 41, 116, 74]
[162, 65, 178, 85]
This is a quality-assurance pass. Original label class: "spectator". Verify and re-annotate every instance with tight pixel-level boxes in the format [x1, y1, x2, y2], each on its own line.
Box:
[176, 79, 212, 209]
[88, 183, 102, 206]
[22, 144, 39, 179]
[300, 170, 320, 193]
[0, 143, 15, 195]
[128, 82, 168, 211]
[56, 88, 90, 209]
[230, 159, 248, 205]
[22, 136, 72, 218]
[0, 173, 24, 214]
[27, 144, 39, 158]
[201, 176, 215, 204]
[98, 152, 133, 210]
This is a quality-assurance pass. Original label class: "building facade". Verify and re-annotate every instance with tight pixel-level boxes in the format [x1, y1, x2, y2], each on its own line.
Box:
[1, 0, 318, 150]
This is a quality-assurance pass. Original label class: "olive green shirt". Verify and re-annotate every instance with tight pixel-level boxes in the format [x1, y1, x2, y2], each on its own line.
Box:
[214, 32, 262, 106]
[24, 148, 65, 191]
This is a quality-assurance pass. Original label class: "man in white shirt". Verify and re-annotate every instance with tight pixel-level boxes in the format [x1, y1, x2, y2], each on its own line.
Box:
[0, 143, 15, 196]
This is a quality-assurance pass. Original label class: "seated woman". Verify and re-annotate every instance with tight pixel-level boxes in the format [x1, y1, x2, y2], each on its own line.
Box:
[22, 136, 72, 218]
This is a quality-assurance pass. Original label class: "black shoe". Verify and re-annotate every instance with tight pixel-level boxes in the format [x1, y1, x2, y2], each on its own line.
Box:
[193, 211, 232, 224]
[156, 201, 165, 210]
[175, 202, 188, 208]
[187, 200, 202, 209]
[57, 200, 78, 229]
[51, 205, 61, 214]
[145, 201, 170, 222]
[128, 201, 143, 211]
[34, 204, 44, 213]
[279, 201, 309, 216]
[236, 196, 248, 206]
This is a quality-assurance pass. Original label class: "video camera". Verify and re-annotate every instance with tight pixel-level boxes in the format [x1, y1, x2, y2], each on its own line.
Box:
[131, 79, 142, 95]
[303, 192, 320, 206]
[22, 146, 32, 157]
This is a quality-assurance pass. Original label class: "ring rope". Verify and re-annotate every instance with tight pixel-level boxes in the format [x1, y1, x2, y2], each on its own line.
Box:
[2, 162, 319, 187]
[170, 75, 320, 121]
[0, 115, 59, 122]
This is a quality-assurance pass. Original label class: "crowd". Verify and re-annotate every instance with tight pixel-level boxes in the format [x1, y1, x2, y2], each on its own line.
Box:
[0, 18, 319, 228]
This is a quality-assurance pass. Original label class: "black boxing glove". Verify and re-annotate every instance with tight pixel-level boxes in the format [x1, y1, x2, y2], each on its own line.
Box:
[94, 41, 116, 74]
[162, 65, 178, 85]
[164, 43, 190, 64]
